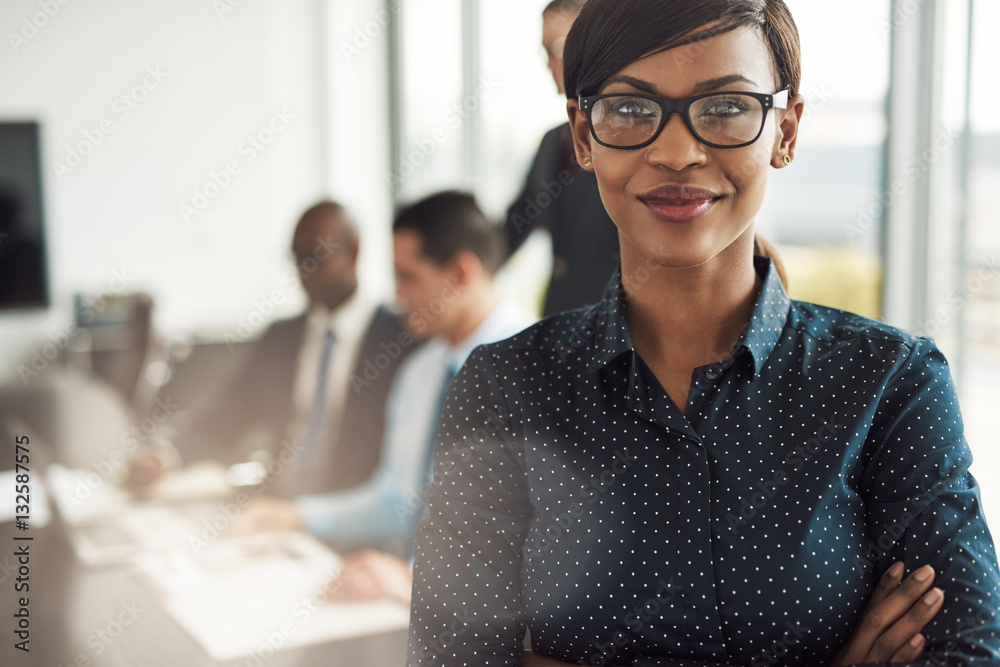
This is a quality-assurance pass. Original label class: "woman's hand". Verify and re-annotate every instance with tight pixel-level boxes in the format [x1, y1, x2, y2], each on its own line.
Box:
[830, 562, 945, 666]
[522, 651, 576, 666]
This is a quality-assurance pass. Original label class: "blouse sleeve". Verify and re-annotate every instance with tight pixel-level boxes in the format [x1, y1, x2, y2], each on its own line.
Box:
[859, 336, 1000, 665]
[407, 345, 533, 666]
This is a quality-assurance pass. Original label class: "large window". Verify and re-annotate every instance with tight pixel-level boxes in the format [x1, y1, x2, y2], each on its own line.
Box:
[763, 0, 891, 319]
[389, 0, 996, 524]
[955, 0, 1000, 524]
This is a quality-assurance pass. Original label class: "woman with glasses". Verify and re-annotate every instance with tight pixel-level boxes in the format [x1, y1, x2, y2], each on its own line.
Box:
[407, 1, 1000, 665]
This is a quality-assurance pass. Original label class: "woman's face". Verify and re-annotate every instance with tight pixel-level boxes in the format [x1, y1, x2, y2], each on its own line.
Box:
[568, 26, 803, 270]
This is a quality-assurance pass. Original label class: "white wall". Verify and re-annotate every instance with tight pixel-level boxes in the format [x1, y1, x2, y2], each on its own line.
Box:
[0, 0, 395, 383]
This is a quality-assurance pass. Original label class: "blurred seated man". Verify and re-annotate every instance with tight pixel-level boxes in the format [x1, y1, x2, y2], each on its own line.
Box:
[140, 201, 414, 497]
[234, 191, 529, 567]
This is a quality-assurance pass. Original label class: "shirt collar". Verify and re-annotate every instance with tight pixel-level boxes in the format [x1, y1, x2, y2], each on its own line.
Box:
[442, 299, 526, 372]
[589, 256, 790, 377]
[308, 288, 376, 341]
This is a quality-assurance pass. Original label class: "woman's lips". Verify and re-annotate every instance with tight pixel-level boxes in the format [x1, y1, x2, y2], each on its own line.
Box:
[639, 186, 722, 224]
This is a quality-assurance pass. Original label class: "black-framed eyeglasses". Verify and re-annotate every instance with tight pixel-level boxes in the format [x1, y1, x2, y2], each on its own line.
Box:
[578, 89, 789, 150]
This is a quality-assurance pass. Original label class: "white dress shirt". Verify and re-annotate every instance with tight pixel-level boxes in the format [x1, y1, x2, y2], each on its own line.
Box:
[298, 298, 530, 542]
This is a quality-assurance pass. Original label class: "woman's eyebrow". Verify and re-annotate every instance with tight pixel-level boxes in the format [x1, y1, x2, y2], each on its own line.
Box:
[692, 74, 760, 93]
[601, 75, 658, 94]
[600, 73, 761, 95]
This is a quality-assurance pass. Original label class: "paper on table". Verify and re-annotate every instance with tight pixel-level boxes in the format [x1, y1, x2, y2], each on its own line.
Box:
[133, 531, 409, 661]
[47, 463, 246, 565]
[47, 463, 132, 524]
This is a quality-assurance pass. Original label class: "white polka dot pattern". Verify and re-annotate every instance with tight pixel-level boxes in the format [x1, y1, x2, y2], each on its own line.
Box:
[406, 258, 1000, 666]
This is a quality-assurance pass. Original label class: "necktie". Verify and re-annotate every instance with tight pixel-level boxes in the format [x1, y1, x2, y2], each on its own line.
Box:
[298, 328, 336, 486]
[405, 362, 459, 558]
[422, 363, 458, 482]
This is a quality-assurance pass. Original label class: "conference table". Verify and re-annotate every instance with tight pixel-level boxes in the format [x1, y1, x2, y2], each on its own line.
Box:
[0, 376, 409, 667]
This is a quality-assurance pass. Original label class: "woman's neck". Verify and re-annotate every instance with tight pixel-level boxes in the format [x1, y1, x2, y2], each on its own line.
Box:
[621, 232, 762, 372]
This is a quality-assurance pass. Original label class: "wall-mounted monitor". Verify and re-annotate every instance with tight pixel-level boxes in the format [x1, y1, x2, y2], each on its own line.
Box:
[0, 122, 49, 310]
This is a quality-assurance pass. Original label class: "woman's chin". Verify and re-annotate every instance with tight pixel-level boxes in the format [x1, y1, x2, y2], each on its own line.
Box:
[629, 244, 725, 272]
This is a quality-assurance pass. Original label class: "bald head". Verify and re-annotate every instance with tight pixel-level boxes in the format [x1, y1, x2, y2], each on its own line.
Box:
[294, 201, 358, 246]
[291, 201, 360, 311]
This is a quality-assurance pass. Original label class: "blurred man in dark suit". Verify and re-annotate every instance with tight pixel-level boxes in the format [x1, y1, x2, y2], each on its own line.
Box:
[503, 0, 620, 317]
[168, 201, 415, 496]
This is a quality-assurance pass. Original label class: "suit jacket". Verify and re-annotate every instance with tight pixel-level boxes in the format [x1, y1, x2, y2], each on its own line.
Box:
[504, 123, 621, 317]
[176, 305, 413, 495]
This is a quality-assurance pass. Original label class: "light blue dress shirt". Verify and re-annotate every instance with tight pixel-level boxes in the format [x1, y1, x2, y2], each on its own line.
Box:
[298, 299, 529, 544]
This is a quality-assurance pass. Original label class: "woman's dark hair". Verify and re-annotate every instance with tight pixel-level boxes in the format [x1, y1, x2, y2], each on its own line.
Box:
[393, 191, 505, 275]
[563, 0, 800, 99]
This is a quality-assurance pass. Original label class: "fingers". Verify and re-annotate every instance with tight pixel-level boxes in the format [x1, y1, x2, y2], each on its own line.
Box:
[866, 586, 944, 662]
[857, 565, 936, 638]
[889, 634, 925, 663]
[867, 561, 905, 608]
[834, 564, 942, 666]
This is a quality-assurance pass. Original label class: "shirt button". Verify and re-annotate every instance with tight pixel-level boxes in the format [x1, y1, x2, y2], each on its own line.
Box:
[706, 367, 720, 380]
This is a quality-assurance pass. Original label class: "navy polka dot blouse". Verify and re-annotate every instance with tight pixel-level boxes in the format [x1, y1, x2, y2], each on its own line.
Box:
[407, 257, 1000, 666]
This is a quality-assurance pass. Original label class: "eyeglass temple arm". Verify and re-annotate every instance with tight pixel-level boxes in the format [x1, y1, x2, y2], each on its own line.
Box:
[772, 89, 790, 110]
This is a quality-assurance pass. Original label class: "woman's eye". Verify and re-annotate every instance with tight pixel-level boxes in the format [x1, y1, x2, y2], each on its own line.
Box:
[702, 97, 751, 117]
[610, 99, 657, 118]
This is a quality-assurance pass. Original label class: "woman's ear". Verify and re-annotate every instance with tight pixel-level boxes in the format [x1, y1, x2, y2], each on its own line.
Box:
[771, 92, 805, 168]
[567, 99, 595, 171]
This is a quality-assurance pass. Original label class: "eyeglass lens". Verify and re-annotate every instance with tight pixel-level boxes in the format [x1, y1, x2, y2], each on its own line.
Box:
[589, 93, 766, 147]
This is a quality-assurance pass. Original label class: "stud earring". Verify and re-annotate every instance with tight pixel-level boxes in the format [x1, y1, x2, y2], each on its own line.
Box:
[783, 155, 792, 166]
[582, 156, 593, 168]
